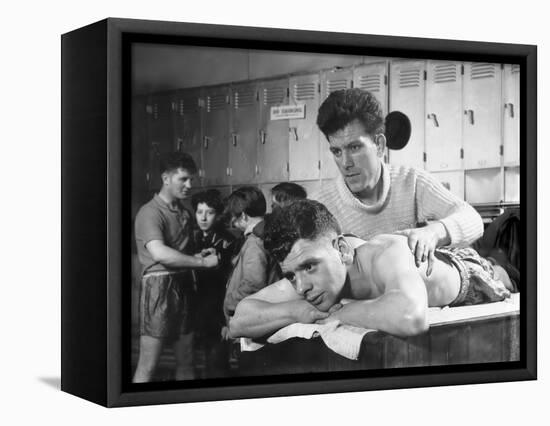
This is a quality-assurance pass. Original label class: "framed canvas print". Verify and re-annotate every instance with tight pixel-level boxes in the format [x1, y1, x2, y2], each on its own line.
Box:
[61, 18, 537, 407]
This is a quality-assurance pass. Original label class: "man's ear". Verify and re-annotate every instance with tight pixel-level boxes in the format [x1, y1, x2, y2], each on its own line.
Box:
[160, 171, 169, 186]
[375, 133, 387, 157]
[335, 235, 354, 265]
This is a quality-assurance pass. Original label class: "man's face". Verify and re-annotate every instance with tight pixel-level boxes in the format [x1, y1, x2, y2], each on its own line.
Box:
[195, 202, 217, 232]
[327, 120, 384, 197]
[163, 168, 193, 200]
[280, 235, 347, 312]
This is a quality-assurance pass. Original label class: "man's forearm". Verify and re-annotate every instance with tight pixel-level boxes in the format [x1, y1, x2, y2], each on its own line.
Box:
[229, 299, 301, 339]
[154, 245, 205, 269]
[332, 291, 428, 337]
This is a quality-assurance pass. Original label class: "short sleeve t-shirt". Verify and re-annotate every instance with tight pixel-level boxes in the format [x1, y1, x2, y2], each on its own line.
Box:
[134, 194, 194, 274]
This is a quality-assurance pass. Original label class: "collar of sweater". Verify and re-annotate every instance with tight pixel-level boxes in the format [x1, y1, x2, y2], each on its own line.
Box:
[335, 162, 391, 213]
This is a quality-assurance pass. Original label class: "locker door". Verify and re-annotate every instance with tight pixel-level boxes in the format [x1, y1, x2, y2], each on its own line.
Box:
[503, 64, 520, 166]
[202, 87, 230, 186]
[425, 61, 463, 172]
[388, 60, 426, 170]
[174, 89, 202, 182]
[320, 68, 353, 179]
[463, 62, 502, 170]
[146, 92, 178, 191]
[353, 62, 389, 115]
[258, 78, 289, 183]
[288, 74, 321, 181]
[132, 96, 151, 207]
[230, 83, 259, 185]
[431, 171, 465, 201]
[353, 62, 389, 163]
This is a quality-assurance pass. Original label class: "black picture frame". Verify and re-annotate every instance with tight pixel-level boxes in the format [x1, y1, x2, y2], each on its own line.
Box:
[61, 17, 537, 407]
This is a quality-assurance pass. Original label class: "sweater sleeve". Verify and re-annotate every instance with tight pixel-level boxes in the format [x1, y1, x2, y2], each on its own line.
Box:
[415, 170, 483, 246]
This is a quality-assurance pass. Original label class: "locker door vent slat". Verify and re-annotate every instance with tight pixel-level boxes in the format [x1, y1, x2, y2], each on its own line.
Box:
[207, 94, 227, 112]
[234, 88, 256, 109]
[434, 64, 458, 83]
[153, 103, 159, 120]
[511, 64, 520, 74]
[263, 87, 286, 105]
[470, 63, 497, 80]
[293, 82, 316, 101]
[179, 97, 200, 115]
[357, 74, 382, 92]
[326, 79, 350, 94]
[399, 68, 421, 88]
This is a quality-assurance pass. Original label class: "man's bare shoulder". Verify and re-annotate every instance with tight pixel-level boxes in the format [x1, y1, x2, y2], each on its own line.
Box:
[356, 234, 410, 258]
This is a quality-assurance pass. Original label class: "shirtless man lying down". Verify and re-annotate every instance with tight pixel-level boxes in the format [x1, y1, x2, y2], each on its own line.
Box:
[229, 199, 511, 339]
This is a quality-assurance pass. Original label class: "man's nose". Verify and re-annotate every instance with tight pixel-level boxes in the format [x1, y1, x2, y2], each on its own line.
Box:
[342, 150, 354, 168]
[295, 275, 311, 296]
[185, 180, 192, 189]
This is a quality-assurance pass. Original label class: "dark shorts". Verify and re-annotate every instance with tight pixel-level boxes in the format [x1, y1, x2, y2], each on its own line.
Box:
[139, 271, 195, 341]
[436, 247, 511, 307]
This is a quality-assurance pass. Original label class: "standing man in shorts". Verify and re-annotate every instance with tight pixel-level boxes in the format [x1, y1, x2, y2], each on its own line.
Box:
[133, 152, 219, 383]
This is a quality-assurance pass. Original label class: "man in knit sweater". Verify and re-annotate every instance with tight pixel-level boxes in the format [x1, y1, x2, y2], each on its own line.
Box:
[313, 88, 483, 276]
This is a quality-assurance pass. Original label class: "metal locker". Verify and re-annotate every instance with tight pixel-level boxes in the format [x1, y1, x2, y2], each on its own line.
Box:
[132, 96, 152, 206]
[146, 92, 178, 191]
[353, 62, 390, 163]
[503, 64, 520, 166]
[431, 170, 465, 201]
[504, 166, 520, 203]
[462, 62, 502, 170]
[465, 168, 502, 204]
[425, 61, 463, 172]
[174, 89, 203, 184]
[202, 86, 231, 186]
[258, 78, 289, 183]
[230, 82, 259, 185]
[320, 67, 353, 179]
[388, 60, 426, 170]
[288, 73, 321, 181]
[353, 62, 389, 115]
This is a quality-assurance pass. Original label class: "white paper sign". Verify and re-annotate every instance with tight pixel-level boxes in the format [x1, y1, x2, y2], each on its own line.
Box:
[270, 104, 306, 120]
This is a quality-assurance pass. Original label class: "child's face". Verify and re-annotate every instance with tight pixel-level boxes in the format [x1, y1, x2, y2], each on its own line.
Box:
[195, 202, 218, 232]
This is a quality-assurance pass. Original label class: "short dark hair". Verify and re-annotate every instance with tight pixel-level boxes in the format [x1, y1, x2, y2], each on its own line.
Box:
[225, 186, 266, 219]
[316, 88, 385, 140]
[264, 200, 342, 262]
[158, 151, 198, 175]
[191, 189, 224, 215]
[271, 182, 307, 206]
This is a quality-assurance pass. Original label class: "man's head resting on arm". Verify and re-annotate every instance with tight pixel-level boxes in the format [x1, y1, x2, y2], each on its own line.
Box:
[264, 199, 354, 312]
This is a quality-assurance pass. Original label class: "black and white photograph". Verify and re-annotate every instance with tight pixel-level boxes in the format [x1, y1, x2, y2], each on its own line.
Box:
[129, 42, 522, 383]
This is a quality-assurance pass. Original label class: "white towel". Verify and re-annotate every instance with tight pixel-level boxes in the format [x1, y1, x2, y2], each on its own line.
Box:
[241, 320, 376, 360]
[240, 294, 520, 360]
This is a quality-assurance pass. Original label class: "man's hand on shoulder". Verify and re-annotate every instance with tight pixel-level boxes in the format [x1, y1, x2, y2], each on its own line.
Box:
[394, 222, 449, 276]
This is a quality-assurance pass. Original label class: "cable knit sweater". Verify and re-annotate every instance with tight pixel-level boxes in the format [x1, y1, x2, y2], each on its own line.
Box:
[312, 163, 483, 246]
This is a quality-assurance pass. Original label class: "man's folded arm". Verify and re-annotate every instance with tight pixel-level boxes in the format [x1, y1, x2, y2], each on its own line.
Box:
[229, 279, 329, 339]
[146, 239, 209, 269]
[322, 242, 429, 337]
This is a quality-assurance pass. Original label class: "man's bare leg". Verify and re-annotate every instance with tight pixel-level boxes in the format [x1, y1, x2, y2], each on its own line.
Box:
[133, 335, 163, 383]
[173, 332, 195, 380]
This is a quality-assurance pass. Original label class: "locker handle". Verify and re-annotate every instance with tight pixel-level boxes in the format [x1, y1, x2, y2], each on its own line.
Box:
[203, 136, 211, 149]
[427, 113, 439, 127]
[177, 138, 183, 151]
[260, 130, 267, 144]
[505, 103, 515, 118]
[151, 142, 160, 155]
[465, 109, 475, 125]
[289, 127, 299, 141]
[232, 133, 238, 147]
